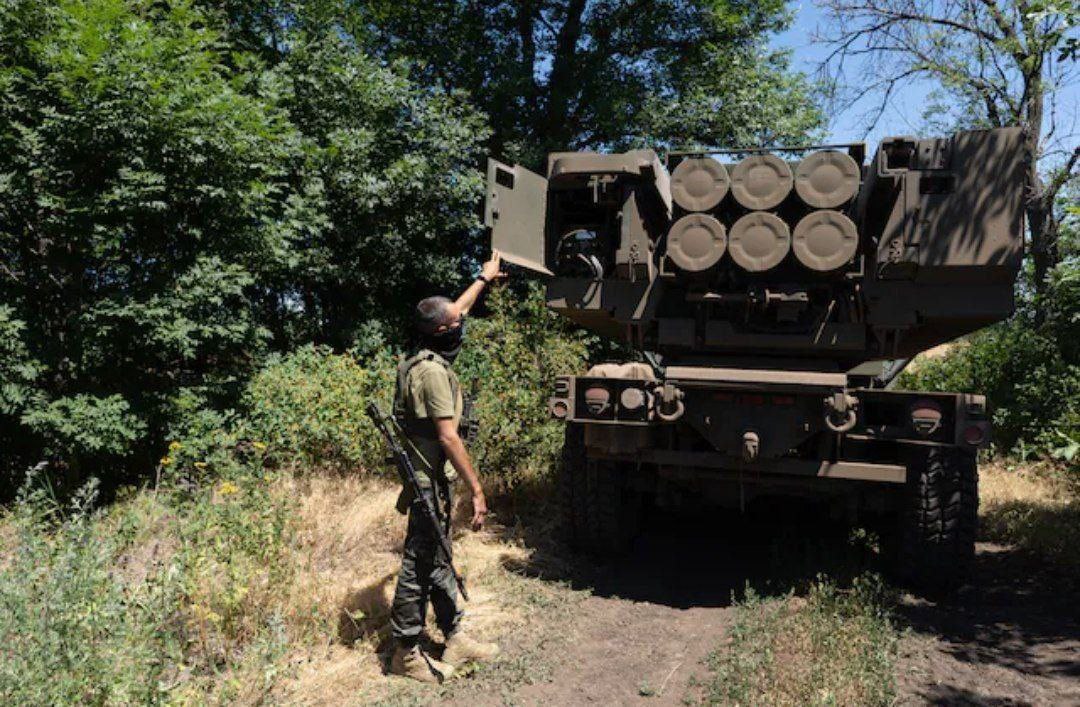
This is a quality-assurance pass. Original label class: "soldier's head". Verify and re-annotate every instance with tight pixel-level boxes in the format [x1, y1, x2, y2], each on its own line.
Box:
[415, 296, 466, 361]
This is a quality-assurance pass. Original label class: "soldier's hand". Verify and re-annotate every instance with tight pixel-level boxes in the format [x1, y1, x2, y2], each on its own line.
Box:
[481, 250, 508, 283]
[470, 492, 488, 531]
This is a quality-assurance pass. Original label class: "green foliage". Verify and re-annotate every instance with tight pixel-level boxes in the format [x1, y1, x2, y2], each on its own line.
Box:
[705, 574, 898, 706]
[352, 0, 820, 165]
[0, 0, 296, 481]
[900, 252, 1080, 464]
[242, 345, 396, 472]
[21, 394, 147, 457]
[636, 45, 824, 149]
[456, 285, 590, 486]
[234, 286, 588, 483]
[0, 477, 177, 704]
[272, 33, 490, 349]
[0, 452, 294, 703]
[0, 305, 40, 416]
[0, 0, 488, 486]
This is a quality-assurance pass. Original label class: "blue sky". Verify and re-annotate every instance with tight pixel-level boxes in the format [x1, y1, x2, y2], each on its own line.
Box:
[770, 1, 1079, 156]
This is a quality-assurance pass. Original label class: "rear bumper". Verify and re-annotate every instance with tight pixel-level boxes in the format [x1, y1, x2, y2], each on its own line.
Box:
[551, 367, 989, 482]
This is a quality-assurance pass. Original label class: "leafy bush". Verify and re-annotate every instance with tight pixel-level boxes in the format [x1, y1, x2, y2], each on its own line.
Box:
[900, 255, 1080, 466]
[456, 285, 589, 486]
[0, 447, 295, 703]
[242, 345, 396, 472]
[234, 286, 589, 484]
[0, 477, 177, 705]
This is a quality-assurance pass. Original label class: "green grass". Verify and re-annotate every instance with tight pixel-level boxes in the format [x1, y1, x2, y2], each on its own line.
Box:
[701, 574, 899, 707]
[0, 462, 295, 705]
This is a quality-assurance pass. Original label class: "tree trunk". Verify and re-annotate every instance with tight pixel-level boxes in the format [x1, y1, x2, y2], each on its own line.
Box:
[1021, 79, 1054, 322]
[541, 0, 588, 154]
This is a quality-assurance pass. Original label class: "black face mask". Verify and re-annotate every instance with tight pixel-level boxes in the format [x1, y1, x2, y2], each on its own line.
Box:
[423, 317, 466, 362]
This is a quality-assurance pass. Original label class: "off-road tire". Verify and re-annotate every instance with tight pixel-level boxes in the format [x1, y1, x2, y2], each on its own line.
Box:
[585, 461, 641, 555]
[896, 447, 978, 593]
[558, 424, 641, 554]
[558, 423, 589, 544]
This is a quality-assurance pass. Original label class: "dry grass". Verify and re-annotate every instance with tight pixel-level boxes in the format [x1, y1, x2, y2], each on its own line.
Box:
[265, 474, 578, 705]
[979, 460, 1080, 575]
[702, 575, 898, 707]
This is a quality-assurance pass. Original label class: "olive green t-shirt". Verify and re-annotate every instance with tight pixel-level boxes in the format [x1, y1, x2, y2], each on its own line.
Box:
[397, 352, 463, 488]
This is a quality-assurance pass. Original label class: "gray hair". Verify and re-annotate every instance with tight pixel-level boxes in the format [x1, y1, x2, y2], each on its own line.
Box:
[415, 296, 454, 334]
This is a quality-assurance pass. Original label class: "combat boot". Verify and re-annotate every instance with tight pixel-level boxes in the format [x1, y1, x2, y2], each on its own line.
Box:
[441, 631, 500, 666]
[389, 644, 455, 683]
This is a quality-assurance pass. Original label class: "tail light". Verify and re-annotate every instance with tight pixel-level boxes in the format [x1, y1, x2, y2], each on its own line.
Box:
[583, 386, 611, 416]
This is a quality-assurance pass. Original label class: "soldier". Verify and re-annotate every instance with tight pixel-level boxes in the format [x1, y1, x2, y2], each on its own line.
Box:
[388, 250, 506, 683]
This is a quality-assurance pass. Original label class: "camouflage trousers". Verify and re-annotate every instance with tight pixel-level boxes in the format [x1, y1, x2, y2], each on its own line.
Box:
[390, 483, 462, 646]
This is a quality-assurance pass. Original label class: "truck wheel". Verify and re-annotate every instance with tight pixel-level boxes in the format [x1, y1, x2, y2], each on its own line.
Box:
[896, 447, 978, 593]
[558, 424, 641, 554]
[585, 460, 642, 555]
[558, 423, 589, 546]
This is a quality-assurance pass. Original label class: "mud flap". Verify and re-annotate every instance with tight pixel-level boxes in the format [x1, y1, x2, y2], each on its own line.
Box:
[484, 158, 552, 276]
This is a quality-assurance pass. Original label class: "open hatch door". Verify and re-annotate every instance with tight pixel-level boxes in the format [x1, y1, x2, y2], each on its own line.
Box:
[484, 158, 553, 276]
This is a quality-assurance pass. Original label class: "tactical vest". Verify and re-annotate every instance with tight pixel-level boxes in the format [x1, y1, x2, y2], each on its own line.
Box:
[392, 349, 477, 452]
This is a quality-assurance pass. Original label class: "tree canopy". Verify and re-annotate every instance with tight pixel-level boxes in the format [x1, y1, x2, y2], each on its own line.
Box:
[0, 0, 821, 489]
[352, 0, 822, 165]
[816, 0, 1079, 312]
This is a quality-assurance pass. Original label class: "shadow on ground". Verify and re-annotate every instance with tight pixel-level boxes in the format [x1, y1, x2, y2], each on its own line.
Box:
[499, 496, 881, 609]
[897, 541, 1080, 705]
[496, 492, 1080, 704]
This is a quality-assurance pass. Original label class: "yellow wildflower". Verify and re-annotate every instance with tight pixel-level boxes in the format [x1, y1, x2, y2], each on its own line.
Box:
[252, 441, 267, 452]
[219, 481, 239, 496]
[168, 440, 182, 452]
[159, 456, 173, 467]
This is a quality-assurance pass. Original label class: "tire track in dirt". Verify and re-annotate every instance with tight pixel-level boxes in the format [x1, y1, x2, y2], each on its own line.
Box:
[452, 509, 1079, 705]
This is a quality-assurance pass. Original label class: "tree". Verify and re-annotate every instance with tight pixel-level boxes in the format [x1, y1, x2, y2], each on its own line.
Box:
[816, 0, 1079, 315]
[270, 34, 490, 350]
[352, 0, 822, 166]
[0, 0, 488, 487]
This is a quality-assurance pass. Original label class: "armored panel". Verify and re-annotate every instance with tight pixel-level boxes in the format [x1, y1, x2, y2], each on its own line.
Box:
[485, 159, 552, 275]
[667, 214, 727, 272]
[792, 210, 859, 272]
[548, 149, 672, 215]
[728, 212, 791, 272]
[671, 157, 729, 212]
[795, 150, 860, 208]
[730, 154, 793, 210]
[914, 128, 1025, 283]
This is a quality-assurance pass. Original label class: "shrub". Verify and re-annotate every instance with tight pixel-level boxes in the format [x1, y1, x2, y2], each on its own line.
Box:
[0, 477, 178, 705]
[446, 285, 589, 487]
[235, 286, 589, 484]
[0, 444, 296, 703]
[900, 255, 1080, 467]
[241, 345, 396, 472]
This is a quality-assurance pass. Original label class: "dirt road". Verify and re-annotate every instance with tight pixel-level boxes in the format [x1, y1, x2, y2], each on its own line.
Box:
[509, 516, 742, 705]
[465, 508, 1080, 706]
[897, 542, 1080, 705]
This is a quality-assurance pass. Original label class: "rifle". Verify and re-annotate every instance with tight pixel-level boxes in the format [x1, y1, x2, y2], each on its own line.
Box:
[365, 401, 469, 602]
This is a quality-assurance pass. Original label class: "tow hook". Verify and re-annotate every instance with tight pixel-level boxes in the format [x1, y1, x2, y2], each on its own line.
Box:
[742, 431, 760, 463]
[655, 381, 685, 422]
[824, 391, 859, 433]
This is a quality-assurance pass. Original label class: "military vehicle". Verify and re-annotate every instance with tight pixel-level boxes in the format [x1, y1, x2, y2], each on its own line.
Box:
[484, 127, 1026, 590]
